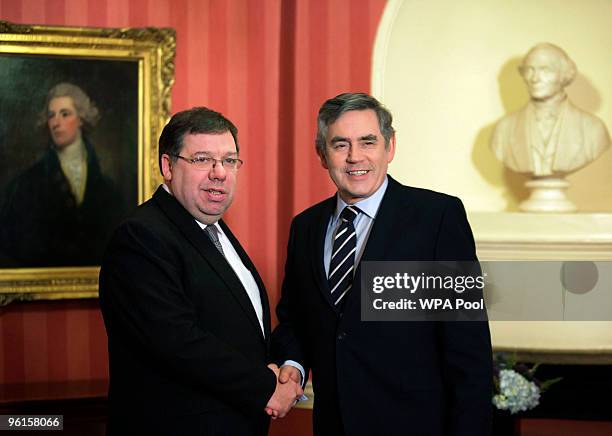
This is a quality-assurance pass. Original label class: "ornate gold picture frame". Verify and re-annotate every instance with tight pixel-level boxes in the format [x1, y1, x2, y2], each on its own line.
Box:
[0, 21, 175, 305]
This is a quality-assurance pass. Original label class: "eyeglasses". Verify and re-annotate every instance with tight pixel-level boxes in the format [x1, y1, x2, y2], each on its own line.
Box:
[170, 154, 244, 171]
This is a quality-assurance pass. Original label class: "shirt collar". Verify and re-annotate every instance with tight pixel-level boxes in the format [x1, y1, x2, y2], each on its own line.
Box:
[162, 184, 221, 231]
[194, 220, 220, 231]
[333, 175, 389, 221]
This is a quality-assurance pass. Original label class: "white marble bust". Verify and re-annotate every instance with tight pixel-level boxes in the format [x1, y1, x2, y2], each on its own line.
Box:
[491, 43, 610, 177]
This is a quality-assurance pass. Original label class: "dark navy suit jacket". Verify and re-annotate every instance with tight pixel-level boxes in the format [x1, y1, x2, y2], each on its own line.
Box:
[272, 176, 493, 436]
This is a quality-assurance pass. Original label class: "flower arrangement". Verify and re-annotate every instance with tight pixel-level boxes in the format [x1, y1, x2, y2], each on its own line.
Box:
[492, 353, 561, 414]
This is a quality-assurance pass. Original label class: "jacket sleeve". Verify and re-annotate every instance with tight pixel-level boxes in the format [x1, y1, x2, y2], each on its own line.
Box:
[270, 219, 310, 382]
[98, 219, 276, 415]
[435, 197, 493, 436]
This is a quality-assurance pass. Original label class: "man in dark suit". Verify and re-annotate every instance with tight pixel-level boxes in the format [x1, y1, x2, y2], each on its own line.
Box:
[271, 93, 493, 435]
[99, 107, 302, 435]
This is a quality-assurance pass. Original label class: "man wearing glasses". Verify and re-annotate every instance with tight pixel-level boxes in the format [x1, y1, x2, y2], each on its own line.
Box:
[99, 107, 302, 435]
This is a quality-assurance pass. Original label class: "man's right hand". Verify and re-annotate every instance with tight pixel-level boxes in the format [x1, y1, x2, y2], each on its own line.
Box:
[265, 364, 303, 419]
[278, 365, 302, 385]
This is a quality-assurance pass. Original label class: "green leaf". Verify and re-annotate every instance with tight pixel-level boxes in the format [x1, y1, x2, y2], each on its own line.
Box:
[539, 377, 563, 392]
[507, 353, 517, 368]
[528, 362, 540, 376]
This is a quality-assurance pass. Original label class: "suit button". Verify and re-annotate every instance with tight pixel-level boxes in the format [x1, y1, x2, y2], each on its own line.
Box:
[337, 332, 346, 340]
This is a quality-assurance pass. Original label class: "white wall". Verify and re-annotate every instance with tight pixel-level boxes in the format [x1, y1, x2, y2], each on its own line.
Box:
[374, 0, 612, 212]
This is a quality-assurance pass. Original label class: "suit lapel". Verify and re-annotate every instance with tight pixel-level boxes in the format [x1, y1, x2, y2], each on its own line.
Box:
[220, 220, 271, 342]
[360, 177, 411, 262]
[310, 197, 338, 311]
[153, 187, 266, 342]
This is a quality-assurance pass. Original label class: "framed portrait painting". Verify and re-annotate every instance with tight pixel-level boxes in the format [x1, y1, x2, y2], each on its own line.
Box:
[0, 21, 175, 304]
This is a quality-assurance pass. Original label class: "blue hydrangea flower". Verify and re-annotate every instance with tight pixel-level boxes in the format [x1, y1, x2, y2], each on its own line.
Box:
[493, 369, 540, 414]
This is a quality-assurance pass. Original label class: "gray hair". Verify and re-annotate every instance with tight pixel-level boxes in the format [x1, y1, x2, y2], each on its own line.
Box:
[520, 43, 577, 87]
[315, 93, 395, 156]
[39, 82, 100, 129]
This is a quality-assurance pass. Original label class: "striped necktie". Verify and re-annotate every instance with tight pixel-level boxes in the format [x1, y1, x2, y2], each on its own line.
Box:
[328, 205, 360, 306]
[205, 225, 225, 257]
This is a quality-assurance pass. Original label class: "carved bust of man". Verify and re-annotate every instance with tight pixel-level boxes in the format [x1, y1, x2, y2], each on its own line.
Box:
[491, 43, 610, 176]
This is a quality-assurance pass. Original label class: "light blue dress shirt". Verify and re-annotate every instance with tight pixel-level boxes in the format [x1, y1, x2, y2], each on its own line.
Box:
[324, 176, 389, 277]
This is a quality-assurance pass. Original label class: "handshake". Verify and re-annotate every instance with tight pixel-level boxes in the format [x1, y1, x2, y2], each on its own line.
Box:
[264, 363, 304, 419]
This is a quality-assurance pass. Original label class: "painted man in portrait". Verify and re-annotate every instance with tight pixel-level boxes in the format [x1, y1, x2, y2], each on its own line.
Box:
[0, 83, 126, 267]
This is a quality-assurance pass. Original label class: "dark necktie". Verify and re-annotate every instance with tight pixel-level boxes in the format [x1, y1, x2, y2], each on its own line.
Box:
[205, 225, 225, 257]
[328, 205, 360, 306]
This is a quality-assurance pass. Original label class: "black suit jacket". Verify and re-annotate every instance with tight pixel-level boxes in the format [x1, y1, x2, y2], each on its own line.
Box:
[272, 176, 493, 436]
[99, 186, 276, 436]
[0, 140, 126, 267]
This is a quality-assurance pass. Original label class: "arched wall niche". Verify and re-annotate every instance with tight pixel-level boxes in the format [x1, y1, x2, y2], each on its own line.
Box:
[372, 0, 612, 362]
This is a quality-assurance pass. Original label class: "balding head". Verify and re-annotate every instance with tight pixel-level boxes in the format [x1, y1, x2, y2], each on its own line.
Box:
[519, 43, 577, 101]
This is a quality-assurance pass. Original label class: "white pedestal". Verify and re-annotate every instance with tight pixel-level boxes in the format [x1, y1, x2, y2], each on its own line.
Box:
[520, 178, 576, 213]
